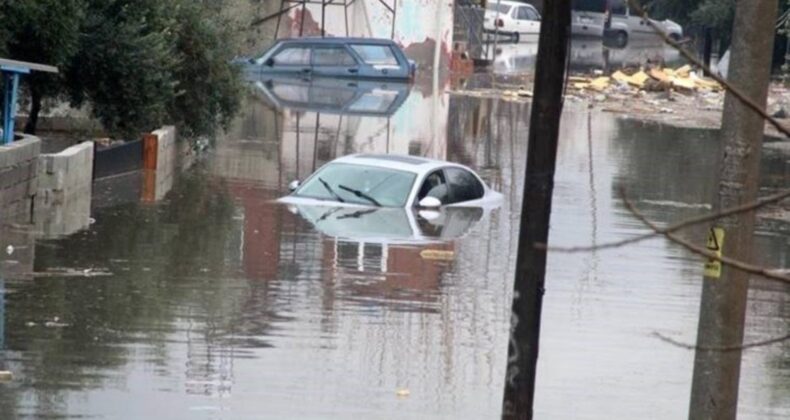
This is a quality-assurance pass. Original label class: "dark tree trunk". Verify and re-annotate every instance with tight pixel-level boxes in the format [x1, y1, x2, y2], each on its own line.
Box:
[24, 86, 41, 135]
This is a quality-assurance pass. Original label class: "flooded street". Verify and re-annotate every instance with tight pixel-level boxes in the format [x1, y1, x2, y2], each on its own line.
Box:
[2, 81, 790, 418]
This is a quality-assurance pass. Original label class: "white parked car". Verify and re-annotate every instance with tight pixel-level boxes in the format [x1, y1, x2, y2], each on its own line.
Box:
[484, 0, 541, 42]
[279, 154, 503, 209]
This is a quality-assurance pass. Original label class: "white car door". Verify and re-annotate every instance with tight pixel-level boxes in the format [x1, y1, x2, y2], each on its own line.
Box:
[524, 7, 541, 35]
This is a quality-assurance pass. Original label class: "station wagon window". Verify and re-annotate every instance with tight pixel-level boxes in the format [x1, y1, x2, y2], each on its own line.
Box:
[313, 46, 357, 66]
[348, 91, 398, 113]
[272, 46, 311, 65]
[350, 45, 398, 66]
[310, 85, 357, 107]
[445, 168, 484, 203]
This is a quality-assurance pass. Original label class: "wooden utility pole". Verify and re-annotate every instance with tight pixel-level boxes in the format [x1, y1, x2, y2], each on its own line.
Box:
[689, 0, 778, 419]
[501, 1, 571, 419]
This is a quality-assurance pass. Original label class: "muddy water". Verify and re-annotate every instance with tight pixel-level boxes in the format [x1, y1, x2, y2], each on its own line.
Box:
[1, 87, 790, 419]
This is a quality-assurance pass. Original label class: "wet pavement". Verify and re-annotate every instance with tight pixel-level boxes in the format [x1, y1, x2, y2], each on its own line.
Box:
[1, 77, 790, 419]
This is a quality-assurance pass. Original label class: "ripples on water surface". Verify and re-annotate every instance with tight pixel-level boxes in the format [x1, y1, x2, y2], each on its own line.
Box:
[1, 89, 790, 419]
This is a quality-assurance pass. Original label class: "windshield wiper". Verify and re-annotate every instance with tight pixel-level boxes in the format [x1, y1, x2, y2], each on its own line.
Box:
[338, 185, 382, 207]
[319, 177, 344, 203]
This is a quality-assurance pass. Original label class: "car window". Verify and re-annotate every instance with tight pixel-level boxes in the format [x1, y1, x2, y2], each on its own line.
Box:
[525, 8, 540, 21]
[610, 0, 627, 15]
[417, 170, 450, 204]
[517, 7, 529, 20]
[486, 3, 512, 14]
[445, 168, 484, 204]
[295, 163, 416, 207]
[350, 45, 398, 66]
[309, 85, 357, 107]
[272, 46, 311, 66]
[572, 0, 606, 13]
[313, 46, 357, 66]
[348, 91, 398, 113]
[271, 83, 309, 103]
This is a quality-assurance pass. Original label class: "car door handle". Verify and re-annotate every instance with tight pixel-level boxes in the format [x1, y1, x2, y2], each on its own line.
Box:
[348, 68, 359, 74]
[301, 68, 312, 74]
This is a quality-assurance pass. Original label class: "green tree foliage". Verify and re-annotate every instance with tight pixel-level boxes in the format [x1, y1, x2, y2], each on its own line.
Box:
[2, 0, 241, 140]
[1, 0, 85, 133]
[646, 0, 735, 31]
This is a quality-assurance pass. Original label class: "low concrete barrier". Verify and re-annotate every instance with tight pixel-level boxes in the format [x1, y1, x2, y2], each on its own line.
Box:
[142, 126, 184, 202]
[0, 135, 41, 224]
[35, 141, 93, 237]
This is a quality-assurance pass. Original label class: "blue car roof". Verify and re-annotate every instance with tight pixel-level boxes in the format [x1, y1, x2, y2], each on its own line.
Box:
[275, 37, 398, 46]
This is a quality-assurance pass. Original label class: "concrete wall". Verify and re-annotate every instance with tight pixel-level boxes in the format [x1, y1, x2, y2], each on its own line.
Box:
[142, 126, 188, 203]
[35, 141, 94, 238]
[0, 136, 41, 224]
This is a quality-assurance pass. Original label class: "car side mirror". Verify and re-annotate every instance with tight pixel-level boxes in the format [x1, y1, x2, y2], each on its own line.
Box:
[265, 58, 275, 67]
[248, 57, 256, 64]
[288, 180, 301, 192]
[418, 196, 442, 208]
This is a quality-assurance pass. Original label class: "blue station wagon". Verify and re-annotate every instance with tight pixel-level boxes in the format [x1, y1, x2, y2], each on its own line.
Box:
[241, 37, 416, 81]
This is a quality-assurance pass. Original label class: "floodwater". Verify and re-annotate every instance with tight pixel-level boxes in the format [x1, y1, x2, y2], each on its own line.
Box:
[1, 76, 790, 419]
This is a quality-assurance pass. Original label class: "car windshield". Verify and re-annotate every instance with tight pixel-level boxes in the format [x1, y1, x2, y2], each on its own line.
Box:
[295, 163, 416, 207]
[486, 3, 512, 14]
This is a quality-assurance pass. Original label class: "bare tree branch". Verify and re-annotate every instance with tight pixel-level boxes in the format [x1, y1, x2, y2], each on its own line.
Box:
[625, 0, 790, 138]
[619, 187, 790, 284]
[540, 188, 790, 253]
[652, 331, 790, 352]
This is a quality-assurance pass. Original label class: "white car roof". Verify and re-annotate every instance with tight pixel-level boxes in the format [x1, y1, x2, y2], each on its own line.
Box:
[330, 154, 467, 176]
[489, 0, 535, 9]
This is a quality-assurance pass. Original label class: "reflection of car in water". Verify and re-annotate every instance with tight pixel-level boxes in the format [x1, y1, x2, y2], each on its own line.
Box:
[483, 0, 541, 42]
[279, 154, 503, 209]
[572, 0, 683, 47]
[252, 76, 410, 117]
[488, 37, 680, 74]
[288, 204, 486, 244]
[570, 38, 681, 72]
[236, 37, 416, 81]
[490, 42, 539, 73]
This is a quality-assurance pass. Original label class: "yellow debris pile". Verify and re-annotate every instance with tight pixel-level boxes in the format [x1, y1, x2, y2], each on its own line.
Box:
[573, 65, 722, 93]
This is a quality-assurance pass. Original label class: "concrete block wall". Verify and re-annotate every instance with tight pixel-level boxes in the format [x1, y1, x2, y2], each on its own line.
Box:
[35, 141, 94, 237]
[0, 136, 41, 224]
[142, 126, 177, 202]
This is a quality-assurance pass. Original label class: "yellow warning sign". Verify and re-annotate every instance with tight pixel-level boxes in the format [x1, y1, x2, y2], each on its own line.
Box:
[704, 227, 725, 279]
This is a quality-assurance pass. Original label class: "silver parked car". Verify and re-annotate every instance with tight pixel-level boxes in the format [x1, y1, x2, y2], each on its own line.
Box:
[279, 154, 503, 209]
[238, 37, 416, 81]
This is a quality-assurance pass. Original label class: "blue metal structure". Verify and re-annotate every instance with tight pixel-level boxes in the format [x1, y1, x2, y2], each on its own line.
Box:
[0, 58, 58, 145]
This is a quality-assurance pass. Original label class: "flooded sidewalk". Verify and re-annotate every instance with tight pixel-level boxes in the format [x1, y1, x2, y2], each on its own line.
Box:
[1, 83, 790, 418]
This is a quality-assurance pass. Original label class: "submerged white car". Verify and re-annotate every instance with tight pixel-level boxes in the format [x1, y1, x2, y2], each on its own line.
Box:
[279, 154, 503, 209]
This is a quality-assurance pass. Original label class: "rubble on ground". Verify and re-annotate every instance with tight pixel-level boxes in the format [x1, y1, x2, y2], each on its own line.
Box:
[450, 65, 790, 136]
